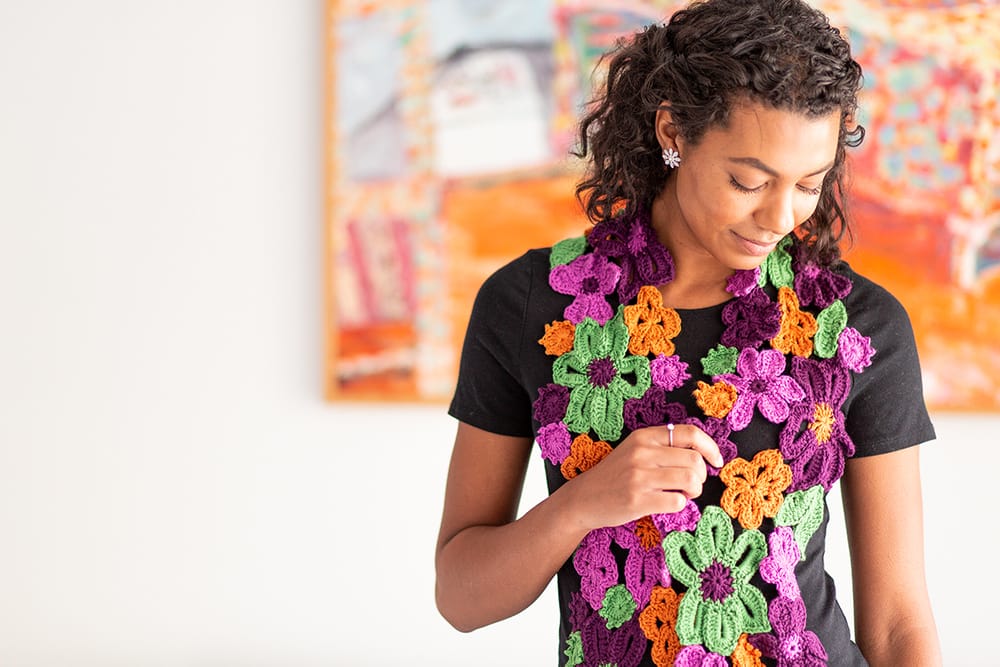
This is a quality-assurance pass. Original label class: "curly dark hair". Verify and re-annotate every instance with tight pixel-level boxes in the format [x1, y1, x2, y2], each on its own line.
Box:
[574, 0, 865, 265]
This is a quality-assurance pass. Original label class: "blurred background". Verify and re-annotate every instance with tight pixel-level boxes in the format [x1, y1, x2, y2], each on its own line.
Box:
[0, 1, 996, 665]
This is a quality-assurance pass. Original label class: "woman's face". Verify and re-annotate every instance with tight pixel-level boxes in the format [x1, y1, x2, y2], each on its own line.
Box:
[657, 101, 842, 273]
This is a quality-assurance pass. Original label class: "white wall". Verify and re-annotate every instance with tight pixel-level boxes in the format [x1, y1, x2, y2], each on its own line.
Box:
[0, 2, 993, 665]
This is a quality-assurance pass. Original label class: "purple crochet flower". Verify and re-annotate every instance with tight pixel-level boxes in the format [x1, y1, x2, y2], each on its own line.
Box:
[650, 354, 691, 390]
[581, 616, 646, 667]
[750, 596, 828, 666]
[683, 415, 738, 475]
[721, 286, 781, 349]
[838, 326, 875, 373]
[573, 528, 618, 609]
[550, 252, 621, 324]
[759, 526, 801, 600]
[793, 250, 852, 308]
[651, 499, 701, 535]
[779, 357, 855, 491]
[537, 421, 571, 465]
[675, 645, 728, 667]
[726, 267, 761, 297]
[720, 348, 806, 430]
[590, 215, 675, 303]
[533, 383, 570, 426]
[623, 386, 688, 432]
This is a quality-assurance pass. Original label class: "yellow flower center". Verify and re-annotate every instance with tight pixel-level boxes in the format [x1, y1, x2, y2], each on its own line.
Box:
[809, 403, 835, 443]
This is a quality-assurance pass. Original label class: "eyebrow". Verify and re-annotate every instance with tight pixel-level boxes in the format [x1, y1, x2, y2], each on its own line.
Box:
[728, 157, 835, 179]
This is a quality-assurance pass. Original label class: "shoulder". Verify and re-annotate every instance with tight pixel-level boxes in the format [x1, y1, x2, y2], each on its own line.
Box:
[833, 261, 915, 342]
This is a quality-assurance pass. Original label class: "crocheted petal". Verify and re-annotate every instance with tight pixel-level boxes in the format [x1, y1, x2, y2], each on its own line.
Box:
[553, 354, 589, 388]
[801, 630, 830, 663]
[735, 348, 760, 378]
[565, 295, 614, 325]
[767, 596, 807, 636]
[702, 599, 742, 656]
[596, 256, 623, 292]
[755, 349, 788, 379]
[674, 590, 702, 647]
[755, 391, 792, 424]
[729, 528, 767, 583]
[663, 532, 702, 588]
[624, 543, 662, 609]
[731, 583, 771, 634]
[589, 389, 625, 443]
[615, 355, 652, 399]
[727, 392, 757, 431]
[652, 499, 701, 534]
[773, 375, 807, 402]
[537, 422, 572, 465]
[674, 645, 709, 667]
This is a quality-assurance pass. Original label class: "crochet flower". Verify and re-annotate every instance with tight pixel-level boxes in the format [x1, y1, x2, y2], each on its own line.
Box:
[779, 357, 855, 491]
[533, 383, 570, 426]
[720, 348, 806, 430]
[639, 586, 684, 667]
[574, 528, 618, 609]
[589, 215, 676, 303]
[650, 354, 691, 390]
[675, 645, 728, 667]
[771, 286, 818, 358]
[600, 584, 638, 629]
[623, 286, 681, 356]
[749, 597, 828, 666]
[554, 313, 651, 441]
[720, 449, 793, 530]
[759, 526, 801, 600]
[539, 319, 576, 356]
[581, 617, 646, 667]
[623, 386, 687, 432]
[727, 268, 761, 297]
[792, 247, 852, 308]
[693, 380, 738, 419]
[838, 326, 875, 373]
[663, 506, 770, 655]
[721, 286, 782, 350]
[560, 433, 613, 480]
[702, 344, 739, 377]
[651, 498, 701, 536]
[537, 421, 571, 465]
[550, 252, 622, 324]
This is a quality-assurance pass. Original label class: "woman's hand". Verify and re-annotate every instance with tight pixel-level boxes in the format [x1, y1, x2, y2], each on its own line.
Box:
[559, 424, 724, 533]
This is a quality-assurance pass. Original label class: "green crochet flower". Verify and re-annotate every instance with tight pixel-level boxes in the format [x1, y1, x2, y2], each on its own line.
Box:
[564, 630, 583, 666]
[662, 506, 771, 655]
[553, 310, 651, 441]
[599, 584, 636, 629]
[701, 344, 739, 377]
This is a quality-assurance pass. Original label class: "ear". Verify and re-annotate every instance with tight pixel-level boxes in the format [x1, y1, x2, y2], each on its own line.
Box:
[655, 103, 683, 153]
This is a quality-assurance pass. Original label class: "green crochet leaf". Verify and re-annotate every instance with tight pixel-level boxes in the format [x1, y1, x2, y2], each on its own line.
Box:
[814, 300, 848, 359]
[759, 236, 794, 289]
[564, 630, 583, 666]
[775, 485, 825, 559]
[701, 344, 739, 377]
[599, 584, 637, 629]
[550, 235, 588, 269]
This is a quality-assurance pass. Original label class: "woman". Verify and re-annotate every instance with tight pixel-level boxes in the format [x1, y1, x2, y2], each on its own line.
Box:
[435, 0, 941, 664]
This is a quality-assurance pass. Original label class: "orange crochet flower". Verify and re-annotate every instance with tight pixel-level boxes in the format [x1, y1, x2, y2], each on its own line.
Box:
[694, 380, 738, 418]
[720, 449, 793, 530]
[538, 319, 575, 356]
[639, 587, 683, 667]
[771, 286, 818, 357]
[560, 433, 612, 480]
[634, 515, 662, 550]
[623, 286, 681, 356]
[732, 633, 766, 667]
[809, 402, 835, 443]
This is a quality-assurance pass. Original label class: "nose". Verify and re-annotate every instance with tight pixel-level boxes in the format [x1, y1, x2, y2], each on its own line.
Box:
[757, 188, 797, 237]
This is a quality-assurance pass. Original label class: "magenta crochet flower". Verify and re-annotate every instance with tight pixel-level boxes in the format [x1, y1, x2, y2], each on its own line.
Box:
[533, 383, 570, 426]
[779, 357, 855, 491]
[550, 252, 621, 324]
[589, 215, 675, 303]
[650, 353, 691, 390]
[720, 286, 781, 349]
[726, 267, 760, 297]
[837, 326, 875, 373]
[759, 526, 801, 600]
[719, 348, 806, 430]
[574, 528, 619, 609]
[793, 249, 852, 308]
[623, 387, 688, 432]
[750, 596, 828, 666]
[537, 421, 571, 465]
[675, 645, 728, 667]
[650, 499, 701, 536]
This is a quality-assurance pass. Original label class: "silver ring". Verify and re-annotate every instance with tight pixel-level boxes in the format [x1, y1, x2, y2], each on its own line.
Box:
[667, 423, 674, 447]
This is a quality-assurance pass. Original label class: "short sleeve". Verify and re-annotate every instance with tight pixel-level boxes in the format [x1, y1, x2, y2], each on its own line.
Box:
[448, 253, 535, 437]
[842, 271, 936, 457]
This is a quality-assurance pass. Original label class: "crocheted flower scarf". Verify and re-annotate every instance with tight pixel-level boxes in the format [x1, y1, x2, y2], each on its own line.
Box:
[532, 214, 876, 667]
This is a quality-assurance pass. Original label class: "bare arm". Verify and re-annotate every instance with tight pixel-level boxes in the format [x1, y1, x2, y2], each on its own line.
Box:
[841, 446, 941, 666]
[435, 421, 722, 632]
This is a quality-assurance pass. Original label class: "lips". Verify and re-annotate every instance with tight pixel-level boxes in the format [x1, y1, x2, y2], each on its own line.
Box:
[732, 231, 780, 257]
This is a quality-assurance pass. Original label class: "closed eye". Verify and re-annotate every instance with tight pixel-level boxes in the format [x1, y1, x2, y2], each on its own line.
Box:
[729, 176, 765, 194]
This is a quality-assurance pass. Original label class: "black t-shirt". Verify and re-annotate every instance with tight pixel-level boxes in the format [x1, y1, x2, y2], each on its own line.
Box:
[449, 247, 935, 666]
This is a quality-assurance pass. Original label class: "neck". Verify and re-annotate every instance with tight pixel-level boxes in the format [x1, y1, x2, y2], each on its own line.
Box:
[649, 192, 734, 309]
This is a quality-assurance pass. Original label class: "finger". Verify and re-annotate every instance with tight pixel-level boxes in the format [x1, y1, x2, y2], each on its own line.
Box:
[647, 467, 705, 500]
[659, 424, 725, 469]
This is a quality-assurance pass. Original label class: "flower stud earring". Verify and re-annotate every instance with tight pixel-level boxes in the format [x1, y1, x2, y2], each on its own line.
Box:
[662, 146, 681, 169]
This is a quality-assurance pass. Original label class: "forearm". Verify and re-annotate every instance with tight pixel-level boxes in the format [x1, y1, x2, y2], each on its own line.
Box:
[435, 482, 588, 632]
